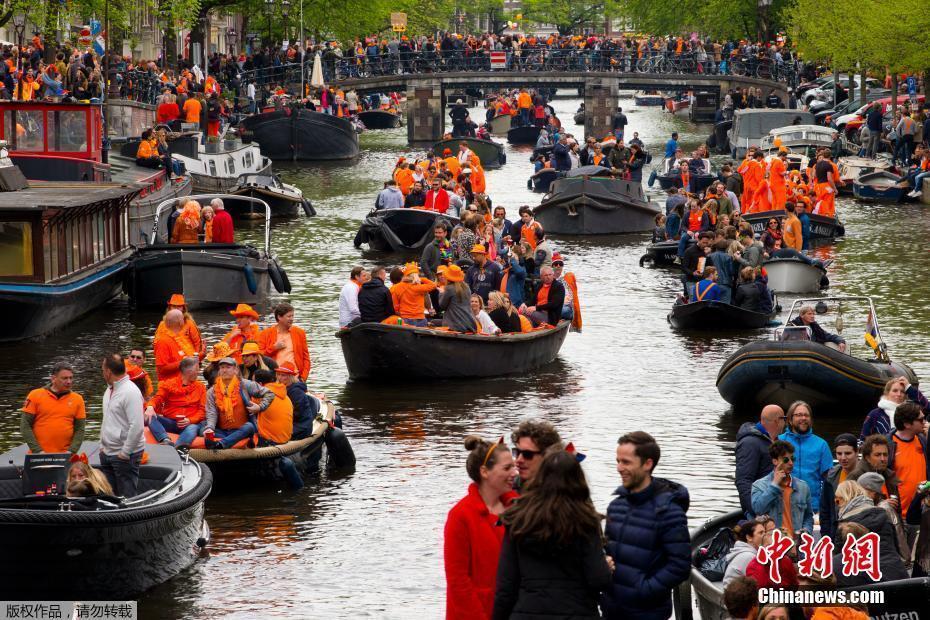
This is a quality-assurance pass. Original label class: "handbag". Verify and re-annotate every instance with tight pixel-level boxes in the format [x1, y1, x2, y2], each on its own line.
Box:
[692, 527, 736, 582]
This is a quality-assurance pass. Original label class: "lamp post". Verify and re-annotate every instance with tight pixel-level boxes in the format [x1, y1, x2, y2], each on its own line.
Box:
[282, 0, 290, 44]
[12, 13, 25, 100]
[265, 0, 275, 47]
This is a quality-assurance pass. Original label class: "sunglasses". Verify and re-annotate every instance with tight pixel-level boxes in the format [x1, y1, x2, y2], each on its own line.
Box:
[128, 355, 143, 361]
[781, 456, 795, 463]
[512, 447, 542, 460]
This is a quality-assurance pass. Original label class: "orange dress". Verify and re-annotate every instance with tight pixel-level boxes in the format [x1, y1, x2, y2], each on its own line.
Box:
[738, 159, 764, 210]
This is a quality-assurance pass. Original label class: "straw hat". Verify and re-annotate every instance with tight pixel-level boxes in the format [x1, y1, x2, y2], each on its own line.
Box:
[445, 265, 465, 282]
[206, 342, 232, 363]
[230, 303, 259, 319]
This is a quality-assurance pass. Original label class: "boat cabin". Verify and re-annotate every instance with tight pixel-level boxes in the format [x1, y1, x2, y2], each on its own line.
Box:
[760, 124, 848, 158]
[0, 101, 107, 182]
[728, 109, 815, 158]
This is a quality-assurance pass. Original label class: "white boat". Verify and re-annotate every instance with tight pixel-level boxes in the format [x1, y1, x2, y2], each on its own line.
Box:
[168, 131, 272, 194]
[837, 155, 894, 192]
[763, 257, 827, 294]
[760, 124, 851, 161]
[728, 110, 815, 159]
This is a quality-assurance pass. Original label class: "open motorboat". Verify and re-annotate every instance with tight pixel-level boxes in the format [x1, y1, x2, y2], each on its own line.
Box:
[528, 168, 559, 193]
[664, 94, 689, 114]
[853, 170, 909, 202]
[354, 208, 459, 253]
[634, 91, 665, 106]
[762, 256, 828, 293]
[238, 104, 359, 161]
[432, 137, 506, 169]
[743, 209, 845, 241]
[677, 509, 930, 620]
[640, 238, 692, 267]
[357, 109, 402, 129]
[535, 166, 660, 235]
[0, 99, 192, 246]
[667, 299, 776, 330]
[716, 297, 918, 413]
[760, 124, 852, 162]
[649, 157, 716, 193]
[0, 442, 211, 599]
[225, 172, 313, 218]
[128, 194, 291, 308]
[837, 155, 894, 194]
[507, 125, 542, 145]
[0, 155, 142, 341]
[728, 109, 815, 159]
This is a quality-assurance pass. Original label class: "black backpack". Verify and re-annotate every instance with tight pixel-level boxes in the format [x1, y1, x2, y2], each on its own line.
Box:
[692, 527, 736, 582]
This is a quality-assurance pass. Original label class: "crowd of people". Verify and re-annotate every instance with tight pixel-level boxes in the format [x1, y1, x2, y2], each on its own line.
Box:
[21, 296, 319, 493]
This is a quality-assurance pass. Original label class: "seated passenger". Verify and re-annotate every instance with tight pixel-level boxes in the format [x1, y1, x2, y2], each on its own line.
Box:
[692, 266, 722, 303]
[276, 362, 319, 441]
[733, 267, 762, 313]
[136, 128, 167, 169]
[439, 265, 477, 332]
[769, 239, 825, 268]
[487, 291, 522, 334]
[253, 369, 304, 490]
[723, 519, 766, 587]
[520, 266, 565, 326]
[203, 356, 273, 450]
[66, 460, 114, 496]
[789, 304, 847, 352]
[144, 357, 206, 448]
[471, 294, 499, 335]
[170, 200, 202, 244]
[240, 341, 278, 382]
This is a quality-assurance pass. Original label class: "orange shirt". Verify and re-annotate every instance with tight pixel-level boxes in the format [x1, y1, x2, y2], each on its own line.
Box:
[782, 213, 803, 251]
[257, 325, 311, 380]
[395, 167, 415, 195]
[21, 388, 86, 453]
[391, 279, 437, 320]
[444, 156, 461, 177]
[182, 98, 202, 123]
[156, 318, 203, 358]
[517, 92, 532, 109]
[536, 283, 551, 306]
[147, 376, 206, 424]
[153, 329, 197, 382]
[892, 434, 926, 518]
[255, 382, 293, 444]
[222, 323, 262, 364]
[470, 164, 486, 194]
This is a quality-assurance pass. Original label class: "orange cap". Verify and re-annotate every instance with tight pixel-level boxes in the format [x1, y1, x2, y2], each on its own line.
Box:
[275, 361, 298, 375]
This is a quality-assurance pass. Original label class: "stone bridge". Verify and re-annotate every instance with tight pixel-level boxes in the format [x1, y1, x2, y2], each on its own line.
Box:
[330, 72, 787, 145]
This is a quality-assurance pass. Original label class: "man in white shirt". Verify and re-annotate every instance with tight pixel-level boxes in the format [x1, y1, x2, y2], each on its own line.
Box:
[338, 266, 368, 328]
[99, 354, 145, 497]
[246, 82, 256, 114]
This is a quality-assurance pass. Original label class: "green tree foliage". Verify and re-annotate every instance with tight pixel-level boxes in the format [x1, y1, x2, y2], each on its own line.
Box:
[521, 0, 616, 35]
[614, 0, 794, 40]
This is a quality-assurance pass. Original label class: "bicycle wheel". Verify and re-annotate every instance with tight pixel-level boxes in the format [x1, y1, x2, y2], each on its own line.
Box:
[731, 60, 746, 76]
[756, 63, 772, 80]
[635, 57, 650, 73]
[658, 57, 673, 74]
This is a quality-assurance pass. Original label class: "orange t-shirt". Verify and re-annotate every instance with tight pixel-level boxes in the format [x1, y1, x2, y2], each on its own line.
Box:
[390, 280, 437, 320]
[892, 434, 926, 518]
[21, 388, 86, 453]
[255, 383, 293, 444]
[147, 377, 206, 424]
[183, 98, 202, 123]
[536, 283, 551, 307]
[517, 92, 532, 109]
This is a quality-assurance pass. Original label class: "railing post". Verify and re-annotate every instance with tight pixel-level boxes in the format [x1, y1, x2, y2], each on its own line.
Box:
[406, 78, 444, 147]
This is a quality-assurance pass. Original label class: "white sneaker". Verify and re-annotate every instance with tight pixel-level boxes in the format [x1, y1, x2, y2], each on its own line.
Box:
[907, 189, 921, 198]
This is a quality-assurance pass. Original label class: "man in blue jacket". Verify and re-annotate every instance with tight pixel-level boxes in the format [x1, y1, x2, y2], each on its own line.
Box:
[777, 401, 833, 517]
[734, 404, 786, 518]
[604, 431, 690, 620]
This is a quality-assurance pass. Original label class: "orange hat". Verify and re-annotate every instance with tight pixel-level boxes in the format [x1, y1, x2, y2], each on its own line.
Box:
[470, 244, 487, 255]
[443, 148, 452, 155]
[275, 361, 298, 376]
[168, 293, 186, 307]
[445, 265, 465, 282]
[126, 363, 146, 381]
[403, 262, 419, 276]
[230, 303, 259, 319]
[206, 342, 232, 363]
[241, 342, 261, 356]
[436, 265, 449, 275]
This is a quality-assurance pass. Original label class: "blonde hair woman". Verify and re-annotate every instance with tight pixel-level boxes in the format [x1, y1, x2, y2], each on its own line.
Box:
[487, 291, 521, 333]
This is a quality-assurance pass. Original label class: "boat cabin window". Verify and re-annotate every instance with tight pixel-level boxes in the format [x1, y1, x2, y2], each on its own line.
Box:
[41, 205, 128, 281]
[0, 221, 34, 277]
[209, 160, 217, 176]
[47, 110, 88, 152]
[226, 156, 236, 175]
[243, 150, 253, 168]
[7, 110, 44, 151]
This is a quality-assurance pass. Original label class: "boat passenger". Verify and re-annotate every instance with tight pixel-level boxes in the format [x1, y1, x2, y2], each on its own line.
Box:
[144, 356, 205, 449]
[470, 294, 499, 335]
[664, 132, 679, 159]
[628, 143, 647, 182]
[202, 342, 233, 387]
[781, 202, 803, 251]
[391, 263, 437, 327]
[521, 266, 564, 327]
[66, 460, 114, 497]
[738, 150, 765, 213]
[258, 302, 311, 381]
[154, 294, 204, 359]
[532, 230, 553, 274]
[861, 377, 929, 441]
[692, 266, 721, 303]
[405, 181, 426, 208]
[607, 139, 631, 173]
[135, 129, 168, 170]
[777, 401, 833, 517]
[20, 361, 86, 455]
[750, 440, 814, 538]
[465, 244, 503, 304]
[857, 471, 910, 568]
[722, 519, 765, 587]
[552, 254, 580, 325]
[511, 206, 541, 250]
[733, 267, 763, 313]
[126, 349, 154, 399]
[424, 179, 450, 213]
[812, 152, 837, 218]
[203, 357, 270, 450]
[552, 135, 572, 172]
[788, 305, 846, 352]
[503, 243, 529, 308]
[154, 309, 198, 383]
[833, 480, 909, 581]
[444, 435, 517, 620]
[376, 179, 404, 210]
[744, 522, 799, 589]
[487, 291, 522, 334]
[887, 402, 930, 522]
[759, 217, 782, 254]
[681, 231, 714, 298]
[707, 241, 739, 304]
[337, 266, 366, 328]
[209, 198, 234, 244]
[170, 200, 201, 244]
[721, 576, 759, 620]
[200, 206, 214, 242]
[439, 266, 476, 333]
[358, 266, 396, 324]
[275, 362, 319, 441]
[848, 434, 900, 501]
[221, 303, 262, 364]
[239, 341, 278, 382]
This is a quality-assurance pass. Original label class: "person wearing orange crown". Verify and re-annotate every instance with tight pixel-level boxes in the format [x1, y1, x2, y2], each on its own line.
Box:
[257, 302, 311, 382]
[221, 304, 262, 364]
[155, 294, 204, 359]
[390, 262, 437, 327]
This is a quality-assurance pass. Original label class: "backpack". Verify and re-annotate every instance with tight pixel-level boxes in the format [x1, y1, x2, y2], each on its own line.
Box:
[692, 527, 735, 582]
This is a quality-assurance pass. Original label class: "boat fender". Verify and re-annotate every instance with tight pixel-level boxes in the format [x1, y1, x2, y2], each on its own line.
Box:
[268, 259, 292, 294]
[325, 426, 356, 469]
[334, 411, 344, 429]
[645, 152, 653, 164]
[648, 169, 657, 187]
[526, 178, 533, 190]
[243, 263, 258, 294]
[499, 151, 507, 166]
[639, 253, 652, 267]
[820, 274, 830, 289]
[302, 199, 316, 217]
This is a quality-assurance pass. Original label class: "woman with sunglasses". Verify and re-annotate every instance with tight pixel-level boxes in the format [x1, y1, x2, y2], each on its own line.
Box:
[760, 217, 783, 255]
[444, 435, 517, 620]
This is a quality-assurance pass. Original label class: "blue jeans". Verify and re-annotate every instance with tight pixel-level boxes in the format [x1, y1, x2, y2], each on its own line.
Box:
[149, 416, 203, 447]
[614, 128, 624, 141]
[561, 305, 574, 320]
[911, 171, 930, 191]
[402, 318, 428, 327]
[99, 450, 143, 497]
[520, 108, 531, 126]
[213, 422, 256, 448]
[258, 438, 304, 490]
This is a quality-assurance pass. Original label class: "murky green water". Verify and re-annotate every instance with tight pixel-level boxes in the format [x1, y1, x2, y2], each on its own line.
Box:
[1, 94, 928, 619]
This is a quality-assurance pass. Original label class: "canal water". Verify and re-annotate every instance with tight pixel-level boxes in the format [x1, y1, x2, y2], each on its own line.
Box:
[1, 94, 929, 619]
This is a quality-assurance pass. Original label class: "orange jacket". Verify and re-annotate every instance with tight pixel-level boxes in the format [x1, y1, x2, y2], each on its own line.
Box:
[395, 167, 415, 195]
[444, 156, 461, 177]
[170, 218, 200, 244]
[147, 376, 206, 424]
[391, 279, 437, 320]
[156, 318, 203, 358]
[257, 325, 311, 380]
[136, 138, 158, 159]
[782, 213, 803, 251]
[222, 323, 262, 364]
[517, 92, 532, 109]
[255, 382, 293, 444]
[470, 164, 486, 194]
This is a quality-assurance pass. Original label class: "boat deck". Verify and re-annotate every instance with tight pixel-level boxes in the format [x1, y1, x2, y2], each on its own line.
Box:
[0, 181, 141, 210]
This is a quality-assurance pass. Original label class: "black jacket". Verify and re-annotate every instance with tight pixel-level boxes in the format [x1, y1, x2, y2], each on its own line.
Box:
[286, 381, 319, 440]
[404, 191, 426, 208]
[734, 422, 773, 515]
[734, 282, 762, 312]
[358, 279, 395, 323]
[489, 307, 522, 333]
[534, 280, 565, 325]
[836, 504, 910, 581]
[788, 317, 845, 345]
[493, 529, 611, 620]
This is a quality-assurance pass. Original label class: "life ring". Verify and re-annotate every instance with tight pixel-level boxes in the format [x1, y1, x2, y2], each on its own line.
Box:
[268, 258, 291, 294]
[243, 263, 258, 294]
[325, 426, 356, 470]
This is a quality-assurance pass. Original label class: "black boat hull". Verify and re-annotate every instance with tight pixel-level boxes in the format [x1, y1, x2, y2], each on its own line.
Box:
[507, 125, 542, 145]
[0, 253, 130, 341]
[655, 173, 716, 193]
[667, 300, 775, 330]
[639, 239, 690, 267]
[432, 138, 505, 170]
[129, 245, 271, 309]
[744, 210, 845, 239]
[717, 340, 918, 413]
[358, 110, 402, 129]
[529, 169, 559, 193]
[225, 187, 302, 217]
[354, 209, 459, 253]
[193, 431, 327, 487]
[239, 109, 359, 160]
[535, 178, 659, 235]
[337, 321, 571, 379]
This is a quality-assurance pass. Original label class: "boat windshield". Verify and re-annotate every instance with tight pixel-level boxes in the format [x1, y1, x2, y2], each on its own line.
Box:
[783, 297, 887, 360]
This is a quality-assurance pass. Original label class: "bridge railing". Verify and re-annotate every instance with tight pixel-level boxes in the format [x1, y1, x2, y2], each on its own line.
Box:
[236, 49, 797, 91]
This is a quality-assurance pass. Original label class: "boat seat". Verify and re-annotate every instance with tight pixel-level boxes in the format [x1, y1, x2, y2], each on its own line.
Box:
[780, 326, 812, 342]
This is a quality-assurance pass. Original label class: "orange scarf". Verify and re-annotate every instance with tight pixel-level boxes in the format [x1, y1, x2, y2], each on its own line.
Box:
[168, 329, 196, 357]
[215, 376, 244, 429]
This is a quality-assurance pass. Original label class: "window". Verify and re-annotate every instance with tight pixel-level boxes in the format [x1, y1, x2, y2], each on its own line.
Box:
[0, 221, 34, 277]
[48, 110, 88, 152]
[244, 150, 253, 168]
[227, 156, 236, 175]
[209, 160, 217, 176]
[15, 111, 45, 151]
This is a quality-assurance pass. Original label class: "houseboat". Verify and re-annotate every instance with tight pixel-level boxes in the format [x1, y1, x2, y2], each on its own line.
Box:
[0, 100, 191, 246]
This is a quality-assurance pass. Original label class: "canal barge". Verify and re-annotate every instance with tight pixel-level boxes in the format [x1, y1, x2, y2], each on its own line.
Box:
[742, 209, 844, 240]
[238, 105, 359, 161]
[0, 442, 212, 599]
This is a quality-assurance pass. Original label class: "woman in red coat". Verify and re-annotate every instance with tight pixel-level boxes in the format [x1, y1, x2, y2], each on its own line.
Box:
[444, 435, 518, 620]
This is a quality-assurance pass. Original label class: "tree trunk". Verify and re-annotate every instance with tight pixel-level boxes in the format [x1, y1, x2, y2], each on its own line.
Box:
[189, 6, 210, 69]
[890, 73, 898, 118]
[859, 68, 866, 104]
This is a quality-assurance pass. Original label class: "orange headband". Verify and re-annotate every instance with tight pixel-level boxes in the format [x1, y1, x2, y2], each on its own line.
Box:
[481, 436, 505, 468]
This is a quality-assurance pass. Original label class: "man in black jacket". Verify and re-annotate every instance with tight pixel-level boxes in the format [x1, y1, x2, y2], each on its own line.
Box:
[358, 267, 395, 323]
[734, 404, 786, 518]
[522, 266, 565, 326]
[404, 182, 426, 208]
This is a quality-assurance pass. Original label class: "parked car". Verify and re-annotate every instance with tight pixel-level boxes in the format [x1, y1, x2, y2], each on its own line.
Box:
[803, 76, 883, 107]
[837, 95, 926, 139]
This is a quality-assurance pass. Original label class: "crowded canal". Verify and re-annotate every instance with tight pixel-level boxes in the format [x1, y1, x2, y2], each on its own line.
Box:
[1, 93, 928, 618]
